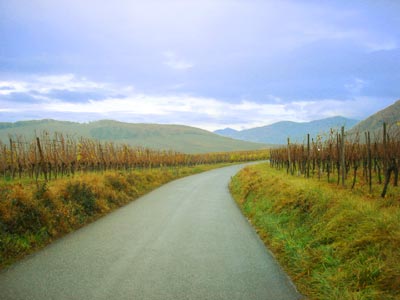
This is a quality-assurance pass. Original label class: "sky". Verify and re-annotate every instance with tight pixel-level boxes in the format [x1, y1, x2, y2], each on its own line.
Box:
[0, 0, 399, 131]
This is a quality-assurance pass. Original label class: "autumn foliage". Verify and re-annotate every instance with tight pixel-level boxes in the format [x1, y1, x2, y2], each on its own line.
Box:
[0, 131, 268, 181]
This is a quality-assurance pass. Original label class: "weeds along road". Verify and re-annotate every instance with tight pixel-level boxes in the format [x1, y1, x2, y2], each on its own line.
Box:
[0, 163, 302, 300]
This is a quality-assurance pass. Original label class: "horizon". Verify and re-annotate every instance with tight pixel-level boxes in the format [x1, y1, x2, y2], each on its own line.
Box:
[1, 1, 399, 131]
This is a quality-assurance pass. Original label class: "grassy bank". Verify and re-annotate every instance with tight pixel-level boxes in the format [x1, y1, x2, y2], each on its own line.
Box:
[0, 163, 232, 269]
[230, 163, 400, 300]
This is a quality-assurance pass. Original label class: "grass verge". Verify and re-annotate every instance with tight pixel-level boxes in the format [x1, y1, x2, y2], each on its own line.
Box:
[0, 163, 233, 269]
[229, 163, 400, 300]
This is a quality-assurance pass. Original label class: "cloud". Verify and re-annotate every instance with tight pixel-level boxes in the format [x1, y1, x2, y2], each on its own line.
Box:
[365, 40, 398, 52]
[2, 92, 43, 103]
[0, 80, 29, 95]
[0, 75, 300, 129]
[0, 74, 110, 94]
[1, 1, 399, 106]
[163, 52, 194, 71]
[0, 74, 395, 131]
[46, 89, 112, 102]
[345, 78, 367, 94]
[0, 86, 14, 91]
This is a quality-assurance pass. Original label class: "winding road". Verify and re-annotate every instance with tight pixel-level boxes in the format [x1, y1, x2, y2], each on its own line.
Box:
[0, 163, 302, 300]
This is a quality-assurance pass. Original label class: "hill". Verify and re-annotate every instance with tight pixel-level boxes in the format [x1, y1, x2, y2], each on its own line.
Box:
[215, 116, 359, 144]
[0, 119, 267, 154]
[349, 99, 400, 136]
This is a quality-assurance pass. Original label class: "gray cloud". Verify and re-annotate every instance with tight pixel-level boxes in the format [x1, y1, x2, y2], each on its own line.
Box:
[1, 92, 41, 103]
[45, 89, 110, 102]
[0, 75, 395, 131]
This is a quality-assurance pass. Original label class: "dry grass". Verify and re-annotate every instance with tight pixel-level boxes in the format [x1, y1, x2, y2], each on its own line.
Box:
[0, 164, 231, 269]
[230, 163, 400, 300]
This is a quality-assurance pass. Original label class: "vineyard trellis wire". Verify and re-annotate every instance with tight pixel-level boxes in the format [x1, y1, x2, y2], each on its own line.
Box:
[0, 131, 269, 182]
[270, 123, 400, 197]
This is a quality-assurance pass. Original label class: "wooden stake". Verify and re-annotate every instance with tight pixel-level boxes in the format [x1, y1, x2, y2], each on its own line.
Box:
[367, 131, 372, 193]
[287, 137, 291, 175]
[341, 126, 346, 187]
[307, 133, 310, 178]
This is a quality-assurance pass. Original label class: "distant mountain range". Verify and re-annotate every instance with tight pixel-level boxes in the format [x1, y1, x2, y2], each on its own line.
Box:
[1, 100, 399, 152]
[215, 116, 359, 144]
[0, 119, 267, 154]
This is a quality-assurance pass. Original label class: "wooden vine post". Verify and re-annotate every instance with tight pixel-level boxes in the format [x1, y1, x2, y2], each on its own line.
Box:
[383, 122, 387, 175]
[341, 126, 346, 187]
[307, 133, 310, 178]
[367, 131, 372, 193]
[381, 122, 391, 197]
[9, 137, 15, 179]
[36, 137, 48, 182]
[336, 132, 341, 185]
[287, 137, 291, 175]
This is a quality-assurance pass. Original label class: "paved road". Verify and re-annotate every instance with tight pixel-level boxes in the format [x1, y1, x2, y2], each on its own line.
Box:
[0, 164, 302, 300]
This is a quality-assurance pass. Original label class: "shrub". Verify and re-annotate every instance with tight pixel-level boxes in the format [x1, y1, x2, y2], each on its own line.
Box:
[63, 182, 97, 216]
[34, 182, 55, 209]
[0, 185, 45, 235]
[105, 173, 129, 191]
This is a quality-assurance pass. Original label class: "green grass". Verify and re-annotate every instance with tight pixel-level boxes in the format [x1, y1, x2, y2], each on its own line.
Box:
[0, 163, 235, 269]
[230, 163, 400, 300]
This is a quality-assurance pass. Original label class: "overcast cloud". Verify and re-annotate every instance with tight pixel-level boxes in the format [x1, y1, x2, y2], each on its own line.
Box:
[0, 0, 399, 130]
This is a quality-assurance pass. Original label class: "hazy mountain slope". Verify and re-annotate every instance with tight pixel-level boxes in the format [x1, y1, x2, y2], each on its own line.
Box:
[215, 116, 359, 144]
[214, 128, 239, 138]
[0, 119, 267, 153]
[349, 99, 400, 135]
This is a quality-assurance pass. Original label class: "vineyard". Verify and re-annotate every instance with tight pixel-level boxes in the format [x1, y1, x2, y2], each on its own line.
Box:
[270, 123, 400, 197]
[0, 131, 269, 182]
[0, 131, 268, 268]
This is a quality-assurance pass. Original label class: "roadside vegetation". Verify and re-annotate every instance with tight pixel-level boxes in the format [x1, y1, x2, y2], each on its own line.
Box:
[0, 163, 242, 269]
[0, 131, 269, 269]
[230, 163, 400, 299]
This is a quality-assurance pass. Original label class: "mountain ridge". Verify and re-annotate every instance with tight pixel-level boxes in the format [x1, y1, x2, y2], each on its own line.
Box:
[215, 116, 359, 144]
[349, 99, 400, 135]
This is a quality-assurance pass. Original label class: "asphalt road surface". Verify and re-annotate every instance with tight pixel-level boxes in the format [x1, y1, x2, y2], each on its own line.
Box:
[0, 163, 302, 300]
